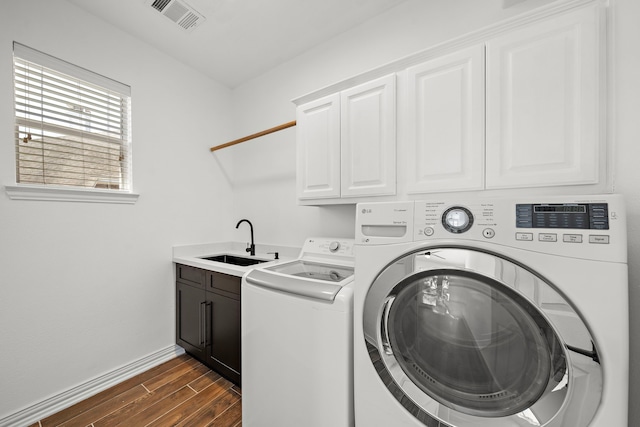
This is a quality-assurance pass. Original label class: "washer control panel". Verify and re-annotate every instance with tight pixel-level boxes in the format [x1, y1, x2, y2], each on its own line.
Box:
[301, 238, 354, 258]
[357, 195, 625, 262]
[415, 200, 496, 240]
[515, 203, 609, 230]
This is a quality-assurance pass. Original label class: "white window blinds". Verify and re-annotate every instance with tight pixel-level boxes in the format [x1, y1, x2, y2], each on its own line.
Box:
[13, 42, 132, 191]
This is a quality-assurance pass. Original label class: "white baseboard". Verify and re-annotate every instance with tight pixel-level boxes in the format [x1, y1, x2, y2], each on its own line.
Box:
[0, 345, 185, 427]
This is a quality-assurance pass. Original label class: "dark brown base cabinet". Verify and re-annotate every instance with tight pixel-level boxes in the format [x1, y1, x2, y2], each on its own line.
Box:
[176, 263, 241, 385]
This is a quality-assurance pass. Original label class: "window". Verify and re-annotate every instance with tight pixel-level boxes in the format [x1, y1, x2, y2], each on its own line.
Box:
[8, 42, 137, 203]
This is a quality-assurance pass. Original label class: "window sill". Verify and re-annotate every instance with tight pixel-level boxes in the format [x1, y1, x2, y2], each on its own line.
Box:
[4, 185, 140, 204]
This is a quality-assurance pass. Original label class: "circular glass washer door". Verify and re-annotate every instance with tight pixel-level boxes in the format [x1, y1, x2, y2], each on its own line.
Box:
[362, 247, 602, 427]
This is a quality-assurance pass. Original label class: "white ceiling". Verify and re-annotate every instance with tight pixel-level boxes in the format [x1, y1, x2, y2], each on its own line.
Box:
[66, 0, 409, 88]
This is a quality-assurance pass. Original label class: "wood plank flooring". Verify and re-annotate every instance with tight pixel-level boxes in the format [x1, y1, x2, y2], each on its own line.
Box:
[29, 354, 242, 427]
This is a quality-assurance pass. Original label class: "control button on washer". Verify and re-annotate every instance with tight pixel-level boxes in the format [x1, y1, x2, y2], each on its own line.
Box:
[483, 228, 495, 239]
[516, 232, 534, 241]
[538, 233, 558, 242]
[589, 235, 610, 244]
[424, 227, 435, 236]
[563, 234, 583, 243]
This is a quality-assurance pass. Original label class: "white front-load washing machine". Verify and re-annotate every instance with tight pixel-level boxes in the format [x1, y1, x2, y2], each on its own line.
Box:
[354, 195, 628, 427]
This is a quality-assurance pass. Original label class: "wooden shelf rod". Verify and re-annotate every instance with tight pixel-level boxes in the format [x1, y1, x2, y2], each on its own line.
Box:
[210, 120, 297, 152]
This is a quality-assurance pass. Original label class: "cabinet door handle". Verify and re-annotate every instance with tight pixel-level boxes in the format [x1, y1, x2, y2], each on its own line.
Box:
[205, 301, 213, 346]
[199, 301, 206, 346]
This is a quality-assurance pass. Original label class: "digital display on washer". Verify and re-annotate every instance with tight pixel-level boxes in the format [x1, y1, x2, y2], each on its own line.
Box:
[534, 205, 586, 213]
[516, 203, 609, 230]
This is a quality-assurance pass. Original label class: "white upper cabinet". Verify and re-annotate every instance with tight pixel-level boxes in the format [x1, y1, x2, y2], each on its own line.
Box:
[403, 45, 485, 194]
[485, 5, 602, 189]
[296, 94, 341, 200]
[294, 1, 607, 204]
[341, 75, 396, 198]
[296, 74, 396, 202]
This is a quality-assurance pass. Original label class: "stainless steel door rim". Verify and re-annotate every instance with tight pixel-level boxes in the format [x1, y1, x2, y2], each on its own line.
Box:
[362, 246, 602, 427]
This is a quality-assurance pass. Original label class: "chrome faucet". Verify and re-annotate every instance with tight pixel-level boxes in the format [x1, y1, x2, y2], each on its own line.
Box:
[236, 219, 255, 256]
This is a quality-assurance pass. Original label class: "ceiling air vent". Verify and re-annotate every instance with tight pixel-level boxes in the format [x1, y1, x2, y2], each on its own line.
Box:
[146, 0, 205, 32]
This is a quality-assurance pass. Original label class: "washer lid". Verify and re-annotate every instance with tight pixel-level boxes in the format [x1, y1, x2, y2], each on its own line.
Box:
[266, 260, 353, 283]
[245, 261, 353, 301]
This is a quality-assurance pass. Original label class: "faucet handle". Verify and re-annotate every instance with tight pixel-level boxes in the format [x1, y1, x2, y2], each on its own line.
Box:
[268, 251, 279, 260]
[245, 243, 256, 256]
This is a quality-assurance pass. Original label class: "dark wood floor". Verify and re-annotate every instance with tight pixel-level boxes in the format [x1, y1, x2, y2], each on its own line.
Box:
[29, 354, 242, 427]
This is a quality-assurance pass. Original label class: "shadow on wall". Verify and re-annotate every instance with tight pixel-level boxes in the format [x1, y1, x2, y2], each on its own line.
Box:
[211, 126, 296, 190]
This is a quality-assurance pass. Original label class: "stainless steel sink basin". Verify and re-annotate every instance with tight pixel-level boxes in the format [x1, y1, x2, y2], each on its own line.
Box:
[200, 254, 268, 266]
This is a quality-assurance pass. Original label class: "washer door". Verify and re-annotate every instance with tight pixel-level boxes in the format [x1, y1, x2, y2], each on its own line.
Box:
[362, 247, 602, 427]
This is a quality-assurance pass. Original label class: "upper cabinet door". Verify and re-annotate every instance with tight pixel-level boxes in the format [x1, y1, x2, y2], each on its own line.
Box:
[485, 5, 602, 189]
[404, 44, 485, 194]
[340, 74, 396, 198]
[296, 93, 341, 200]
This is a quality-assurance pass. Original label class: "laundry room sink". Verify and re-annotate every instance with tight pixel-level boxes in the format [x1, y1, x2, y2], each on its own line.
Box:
[199, 254, 268, 267]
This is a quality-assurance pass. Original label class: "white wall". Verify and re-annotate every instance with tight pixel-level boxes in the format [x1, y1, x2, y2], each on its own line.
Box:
[612, 0, 640, 422]
[0, 0, 235, 419]
[229, 0, 640, 423]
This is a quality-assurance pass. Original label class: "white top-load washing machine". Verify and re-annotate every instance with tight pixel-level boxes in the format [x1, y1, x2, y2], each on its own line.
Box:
[242, 237, 355, 427]
[354, 195, 628, 427]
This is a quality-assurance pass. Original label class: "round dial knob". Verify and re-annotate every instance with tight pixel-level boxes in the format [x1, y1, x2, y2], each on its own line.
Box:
[442, 206, 473, 234]
[329, 241, 340, 252]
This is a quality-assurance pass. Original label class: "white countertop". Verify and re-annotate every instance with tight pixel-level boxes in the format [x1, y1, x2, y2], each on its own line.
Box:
[172, 241, 301, 277]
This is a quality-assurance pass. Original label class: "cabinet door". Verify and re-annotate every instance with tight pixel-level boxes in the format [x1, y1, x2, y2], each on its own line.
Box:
[207, 291, 241, 384]
[296, 94, 341, 200]
[404, 45, 485, 194]
[341, 74, 396, 197]
[176, 282, 206, 360]
[485, 5, 602, 188]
